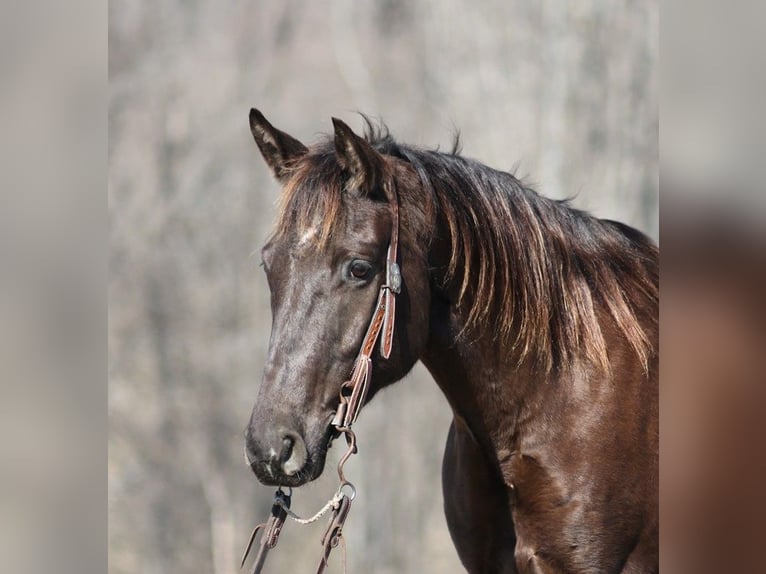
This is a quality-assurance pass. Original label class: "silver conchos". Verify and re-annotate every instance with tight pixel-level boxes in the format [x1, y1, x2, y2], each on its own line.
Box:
[387, 260, 402, 294]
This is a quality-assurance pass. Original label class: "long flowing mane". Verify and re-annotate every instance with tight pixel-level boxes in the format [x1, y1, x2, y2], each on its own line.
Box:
[271, 123, 658, 375]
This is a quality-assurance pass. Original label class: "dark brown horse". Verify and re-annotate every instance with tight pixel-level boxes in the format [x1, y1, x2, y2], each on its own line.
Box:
[244, 109, 658, 573]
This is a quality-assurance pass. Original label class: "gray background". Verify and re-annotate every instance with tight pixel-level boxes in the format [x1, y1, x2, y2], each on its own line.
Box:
[109, 1, 657, 573]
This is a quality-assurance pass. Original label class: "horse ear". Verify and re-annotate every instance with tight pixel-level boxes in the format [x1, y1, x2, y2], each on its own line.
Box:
[249, 108, 308, 182]
[332, 117, 384, 194]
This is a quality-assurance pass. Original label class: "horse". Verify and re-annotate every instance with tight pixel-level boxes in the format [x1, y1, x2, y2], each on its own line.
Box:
[243, 109, 659, 574]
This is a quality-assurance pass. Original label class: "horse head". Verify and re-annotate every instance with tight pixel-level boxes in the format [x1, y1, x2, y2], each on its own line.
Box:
[244, 110, 431, 487]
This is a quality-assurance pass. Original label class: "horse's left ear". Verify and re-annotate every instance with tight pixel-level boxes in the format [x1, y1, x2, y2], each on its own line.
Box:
[332, 117, 386, 197]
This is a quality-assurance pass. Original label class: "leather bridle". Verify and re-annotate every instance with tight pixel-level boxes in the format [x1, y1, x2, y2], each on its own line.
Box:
[242, 178, 401, 574]
[331, 179, 401, 429]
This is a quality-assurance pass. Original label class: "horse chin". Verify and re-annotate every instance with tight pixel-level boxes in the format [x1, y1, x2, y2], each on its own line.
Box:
[250, 454, 327, 487]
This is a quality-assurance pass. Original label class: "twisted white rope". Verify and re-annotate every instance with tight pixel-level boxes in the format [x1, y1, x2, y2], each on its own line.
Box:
[275, 491, 344, 525]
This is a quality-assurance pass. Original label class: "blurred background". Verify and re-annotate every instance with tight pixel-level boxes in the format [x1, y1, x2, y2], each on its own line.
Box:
[108, 1, 657, 573]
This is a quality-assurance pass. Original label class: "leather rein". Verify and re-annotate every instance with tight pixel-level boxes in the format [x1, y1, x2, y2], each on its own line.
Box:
[241, 180, 401, 574]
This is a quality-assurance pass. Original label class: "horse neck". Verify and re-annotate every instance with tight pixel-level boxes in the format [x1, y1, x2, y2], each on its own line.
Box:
[419, 276, 653, 460]
[415, 215, 491, 442]
[417, 244, 536, 451]
[416, 221, 591, 453]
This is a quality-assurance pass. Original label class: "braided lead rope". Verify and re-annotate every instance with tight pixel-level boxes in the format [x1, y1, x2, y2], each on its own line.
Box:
[274, 491, 345, 525]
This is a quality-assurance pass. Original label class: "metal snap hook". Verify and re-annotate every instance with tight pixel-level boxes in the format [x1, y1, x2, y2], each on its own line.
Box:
[336, 428, 358, 484]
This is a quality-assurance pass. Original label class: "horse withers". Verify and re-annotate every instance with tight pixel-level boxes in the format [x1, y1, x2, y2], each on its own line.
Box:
[243, 110, 658, 574]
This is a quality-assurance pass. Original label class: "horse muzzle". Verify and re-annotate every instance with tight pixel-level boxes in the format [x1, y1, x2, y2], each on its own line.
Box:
[245, 425, 311, 486]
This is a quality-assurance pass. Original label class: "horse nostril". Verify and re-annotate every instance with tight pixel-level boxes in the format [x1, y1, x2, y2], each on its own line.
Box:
[244, 425, 308, 482]
[279, 435, 295, 464]
[280, 432, 308, 476]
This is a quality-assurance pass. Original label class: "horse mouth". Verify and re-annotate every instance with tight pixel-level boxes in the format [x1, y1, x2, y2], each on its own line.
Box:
[254, 464, 321, 488]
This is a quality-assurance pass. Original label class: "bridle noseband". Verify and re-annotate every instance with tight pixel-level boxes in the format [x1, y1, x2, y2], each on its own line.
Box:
[242, 179, 401, 574]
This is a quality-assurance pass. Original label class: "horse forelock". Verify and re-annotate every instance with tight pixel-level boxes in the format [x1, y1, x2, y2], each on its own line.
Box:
[270, 150, 345, 250]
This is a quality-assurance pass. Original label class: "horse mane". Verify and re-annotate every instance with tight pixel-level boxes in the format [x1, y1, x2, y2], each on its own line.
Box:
[271, 121, 658, 375]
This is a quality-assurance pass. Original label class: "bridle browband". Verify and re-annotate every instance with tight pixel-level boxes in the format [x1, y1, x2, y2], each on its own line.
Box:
[241, 176, 401, 574]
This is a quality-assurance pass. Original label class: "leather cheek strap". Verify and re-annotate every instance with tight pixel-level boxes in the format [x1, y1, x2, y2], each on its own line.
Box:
[380, 180, 400, 359]
[332, 179, 400, 428]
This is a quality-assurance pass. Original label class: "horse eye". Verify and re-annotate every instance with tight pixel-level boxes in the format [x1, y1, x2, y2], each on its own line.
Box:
[348, 260, 373, 281]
